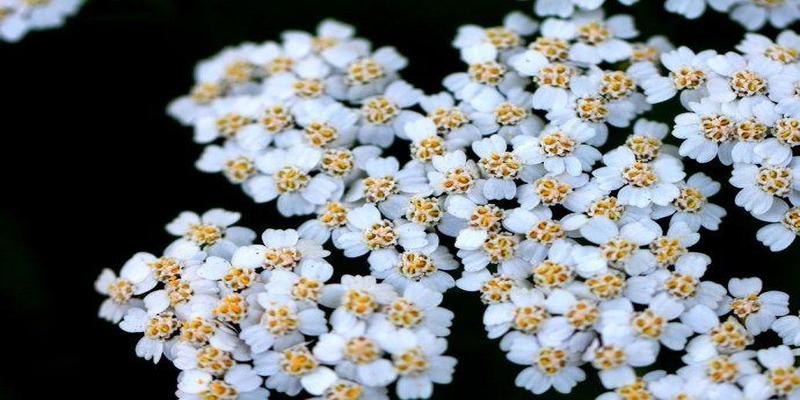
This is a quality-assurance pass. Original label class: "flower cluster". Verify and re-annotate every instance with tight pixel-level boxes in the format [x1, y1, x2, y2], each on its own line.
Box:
[664, 0, 800, 31]
[97, 5, 800, 399]
[636, 30, 800, 251]
[96, 209, 457, 399]
[0, 0, 82, 42]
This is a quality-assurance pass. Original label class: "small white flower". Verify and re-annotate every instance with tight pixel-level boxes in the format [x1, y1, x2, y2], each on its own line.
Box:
[598, 294, 693, 351]
[511, 121, 601, 176]
[565, 11, 639, 64]
[372, 283, 455, 337]
[652, 172, 727, 232]
[346, 157, 430, 219]
[584, 331, 659, 389]
[95, 253, 157, 323]
[239, 293, 328, 354]
[333, 204, 428, 258]
[312, 320, 397, 387]
[756, 198, 800, 251]
[370, 233, 458, 293]
[729, 157, 800, 216]
[505, 333, 586, 394]
[593, 146, 685, 207]
[252, 343, 337, 396]
[574, 216, 662, 277]
[166, 209, 256, 259]
[642, 46, 716, 105]
[721, 277, 789, 335]
[177, 364, 266, 400]
[453, 11, 537, 53]
[745, 345, 800, 399]
[318, 274, 398, 326]
[357, 80, 423, 148]
[472, 134, 532, 200]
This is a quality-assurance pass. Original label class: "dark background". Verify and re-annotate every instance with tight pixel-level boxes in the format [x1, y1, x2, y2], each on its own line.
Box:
[1, 0, 798, 398]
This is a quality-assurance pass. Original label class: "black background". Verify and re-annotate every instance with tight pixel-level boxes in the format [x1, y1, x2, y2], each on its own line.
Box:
[1, 0, 798, 398]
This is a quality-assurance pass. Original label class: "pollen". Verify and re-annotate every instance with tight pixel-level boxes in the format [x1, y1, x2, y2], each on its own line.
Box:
[197, 346, 235, 375]
[213, 293, 248, 323]
[592, 345, 626, 370]
[586, 271, 627, 300]
[280, 345, 318, 376]
[260, 105, 294, 133]
[398, 252, 438, 280]
[480, 275, 516, 304]
[223, 156, 257, 183]
[736, 118, 769, 142]
[650, 236, 687, 266]
[343, 289, 379, 318]
[223, 60, 256, 85]
[200, 381, 238, 400]
[631, 309, 666, 339]
[534, 176, 573, 205]
[670, 66, 706, 90]
[362, 176, 399, 203]
[479, 151, 522, 179]
[484, 27, 521, 50]
[320, 148, 355, 177]
[394, 347, 429, 376]
[166, 279, 193, 306]
[527, 220, 566, 244]
[222, 266, 257, 291]
[782, 207, 800, 233]
[148, 257, 183, 283]
[601, 238, 637, 264]
[385, 298, 425, 329]
[468, 204, 505, 231]
[730, 293, 763, 319]
[529, 37, 570, 62]
[540, 131, 576, 157]
[291, 277, 323, 303]
[482, 232, 519, 263]
[575, 97, 608, 123]
[494, 102, 528, 126]
[707, 355, 739, 383]
[347, 58, 385, 86]
[673, 187, 707, 213]
[441, 167, 477, 194]
[773, 117, 800, 146]
[536, 347, 568, 375]
[587, 196, 625, 220]
[190, 82, 223, 104]
[710, 317, 753, 352]
[512, 305, 550, 334]
[362, 96, 400, 124]
[625, 135, 662, 162]
[363, 220, 398, 250]
[274, 166, 311, 194]
[262, 305, 300, 336]
[318, 202, 349, 228]
[730, 70, 768, 97]
[664, 272, 699, 299]
[107, 278, 134, 304]
[756, 166, 793, 197]
[292, 78, 325, 99]
[622, 162, 658, 188]
[266, 56, 295, 75]
[144, 312, 179, 341]
[469, 61, 507, 85]
[600, 71, 636, 100]
[700, 114, 734, 142]
[406, 196, 442, 226]
[566, 300, 599, 330]
[304, 121, 338, 147]
[264, 247, 303, 271]
[180, 317, 216, 345]
[532, 260, 574, 289]
[429, 107, 469, 133]
[411, 135, 446, 162]
[765, 45, 799, 64]
[323, 381, 365, 400]
[344, 336, 382, 365]
[535, 63, 573, 88]
[216, 113, 253, 139]
[188, 224, 223, 247]
[767, 366, 800, 395]
[578, 21, 611, 45]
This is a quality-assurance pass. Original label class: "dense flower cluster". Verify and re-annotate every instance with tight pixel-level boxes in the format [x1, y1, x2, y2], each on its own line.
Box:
[636, 30, 800, 251]
[96, 5, 800, 399]
[0, 0, 82, 42]
[97, 209, 457, 399]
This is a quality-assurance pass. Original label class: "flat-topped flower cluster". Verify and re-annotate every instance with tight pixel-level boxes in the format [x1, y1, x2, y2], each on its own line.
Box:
[0, 0, 82, 42]
[95, 8, 800, 400]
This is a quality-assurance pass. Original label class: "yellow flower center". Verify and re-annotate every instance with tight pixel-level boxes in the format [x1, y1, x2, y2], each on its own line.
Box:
[291, 277, 323, 303]
[197, 346, 235, 375]
[429, 107, 469, 133]
[632, 309, 666, 339]
[362, 96, 399, 124]
[730, 70, 768, 97]
[601, 71, 636, 100]
[398, 252, 438, 279]
[757, 166, 793, 197]
[650, 236, 687, 266]
[535, 63, 573, 88]
[592, 345, 626, 370]
[601, 238, 637, 263]
[736, 118, 769, 142]
[482, 232, 519, 263]
[765, 45, 798, 64]
[710, 317, 753, 352]
[540, 132, 576, 157]
[480, 275, 516, 304]
[469, 61, 507, 85]
[264, 247, 302, 271]
[586, 271, 627, 300]
[588, 196, 625, 220]
[343, 289, 379, 318]
[362, 176, 399, 203]
[527, 220, 566, 244]
[673, 187, 707, 213]
[222, 267, 256, 291]
[266, 56, 295, 75]
[536, 347, 569, 375]
[190, 82, 223, 104]
[280, 345, 318, 376]
[213, 294, 248, 323]
[774, 118, 800, 146]
[566, 300, 599, 330]
[707, 355, 739, 383]
[622, 162, 658, 188]
[782, 207, 800, 233]
[406, 196, 442, 226]
[468, 204, 505, 231]
[320, 148, 355, 177]
[200, 381, 238, 400]
[260, 105, 293, 133]
[385, 298, 425, 329]
[180, 317, 216, 345]
[479, 152, 521, 179]
[304, 121, 338, 147]
[394, 348, 429, 376]
[144, 312, 179, 340]
[530, 37, 570, 62]
[671, 67, 706, 90]
[485, 27, 521, 49]
[534, 176, 573, 205]
[626, 135, 662, 162]
[441, 167, 477, 194]
[363, 220, 398, 250]
[347, 58, 385, 86]
[411, 136, 446, 162]
[293, 78, 325, 99]
[188, 224, 223, 247]
[345, 336, 381, 365]
[275, 166, 311, 194]
[576, 97, 608, 123]
[319, 202, 349, 228]
[224, 156, 257, 183]
[148, 257, 182, 283]
[533, 260, 574, 289]
[513, 305, 550, 333]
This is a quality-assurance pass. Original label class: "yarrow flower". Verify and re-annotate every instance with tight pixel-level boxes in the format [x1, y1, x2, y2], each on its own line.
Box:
[0, 0, 82, 42]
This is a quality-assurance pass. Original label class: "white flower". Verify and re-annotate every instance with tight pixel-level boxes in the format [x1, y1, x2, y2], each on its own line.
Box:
[472, 134, 532, 200]
[239, 293, 328, 354]
[593, 146, 685, 207]
[196, 140, 263, 187]
[511, 121, 601, 176]
[756, 198, 800, 251]
[562, 182, 652, 229]
[772, 311, 800, 346]
[325, 46, 408, 102]
[356, 80, 423, 148]
[233, 228, 329, 278]
[444, 43, 525, 102]
[508, 48, 574, 112]
[503, 207, 572, 263]
[192, 96, 260, 144]
[729, 157, 800, 216]
[565, 11, 638, 64]
[119, 307, 181, 363]
[505, 333, 586, 394]
[247, 145, 342, 216]
[648, 373, 713, 400]
[738, 31, 800, 66]
[166, 209, 256, 259]
[318, 275, 398, 325]
[585, 331, 659, 389]
[371, 328, 457, 400]
[467, 86, 545, 140]
[346, 157, 430, 219]
[453, 11, 537, 53]
[483, 287, 574, 342]
[95, 253, 158, 323]
[642, 46, 716, 105]
[312, 320, 397, 387]
[262, 260, 334, 306]
[706, 52, 785, 108]
[177, 364, 266, 400]
[333, 204, 428, 258]
[648, 253, 726, 309]
[370, 233, 458, 293]
[253, 343, 338, 396]
[574, 216, 662, 277]
[0, 0, 82, 43]
[598, 294, 693, 350]
[745, 345, 800, 399]
[426, 150, 483, 198]
[726, 0, 800, 31]
[721, 277, 789, 335]
[372, 283, 455, 337]
[290, 99, 358, 148]
[652, 172, 727, 232]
